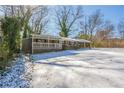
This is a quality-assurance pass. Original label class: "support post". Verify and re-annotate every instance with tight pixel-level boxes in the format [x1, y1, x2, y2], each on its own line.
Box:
[84, 42, 86, 48]
[48, 36, 50, 49]
[32, 37, 33, 54]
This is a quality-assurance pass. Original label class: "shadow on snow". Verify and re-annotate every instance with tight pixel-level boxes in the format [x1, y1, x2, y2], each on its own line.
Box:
[31, 48, 90, 61]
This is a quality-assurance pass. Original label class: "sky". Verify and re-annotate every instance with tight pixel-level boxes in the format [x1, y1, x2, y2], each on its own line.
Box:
[83, 5, 124, 24]
[83, 5, 124, 37]
[47, 5, 124, 38]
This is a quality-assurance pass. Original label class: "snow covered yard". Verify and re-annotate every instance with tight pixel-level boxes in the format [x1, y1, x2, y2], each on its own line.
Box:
[0, 48, 124, 88]
[30, 48, 124, 88]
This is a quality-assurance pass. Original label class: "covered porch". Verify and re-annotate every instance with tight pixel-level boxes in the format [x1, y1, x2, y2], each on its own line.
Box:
[61, 37, 91, 50]
[22, 35, 62, 54]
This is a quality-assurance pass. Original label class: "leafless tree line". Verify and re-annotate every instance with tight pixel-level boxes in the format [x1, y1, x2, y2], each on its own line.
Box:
[55, 6, 117, 43]
[0, 5, 124, 42]
[118, 19, 124, 39]
[0, 5, 49, 36]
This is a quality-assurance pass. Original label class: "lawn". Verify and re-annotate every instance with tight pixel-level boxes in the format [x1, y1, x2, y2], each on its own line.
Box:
[1, 48, 124, 88]
[30, 48, 124, 88]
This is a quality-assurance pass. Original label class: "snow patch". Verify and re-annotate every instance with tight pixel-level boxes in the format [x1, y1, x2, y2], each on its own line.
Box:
[0, 57, 30, 88]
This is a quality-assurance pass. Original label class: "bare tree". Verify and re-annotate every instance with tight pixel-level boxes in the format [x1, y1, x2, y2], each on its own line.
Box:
[0, 5, 34, 38]
[95, 21, 114, 41]
[0, 5, 33, 18]
[30, 6, 49, 34]
[79, 10, 103, 41]
[118, 20, 124, 39]
[55, 6, 83, 37]
[0, 5, 49, 37]
[79, 16, 89, 39]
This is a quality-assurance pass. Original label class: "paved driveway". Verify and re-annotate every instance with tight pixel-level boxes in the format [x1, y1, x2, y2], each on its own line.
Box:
[30, 48, 124, 88]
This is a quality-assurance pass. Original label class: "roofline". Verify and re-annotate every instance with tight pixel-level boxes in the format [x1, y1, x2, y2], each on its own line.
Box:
[23, 34, 91, 43]
[61, 37, 91, 43]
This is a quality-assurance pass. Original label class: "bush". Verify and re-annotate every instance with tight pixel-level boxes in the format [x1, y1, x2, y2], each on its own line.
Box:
[92, 41, 104, 47]
[0, 43, 12, 71]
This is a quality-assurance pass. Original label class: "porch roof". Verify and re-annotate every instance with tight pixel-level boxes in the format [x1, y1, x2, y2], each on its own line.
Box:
[31, 34, 91, 43]
[61, 37, 91, 43]
[31, 34, 61, 39]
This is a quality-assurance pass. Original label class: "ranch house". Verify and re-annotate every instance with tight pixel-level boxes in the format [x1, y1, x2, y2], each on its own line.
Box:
[22, 34, 91, 54]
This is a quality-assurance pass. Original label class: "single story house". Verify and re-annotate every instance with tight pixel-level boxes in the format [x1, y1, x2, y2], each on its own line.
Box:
[22, 34, 91, 54]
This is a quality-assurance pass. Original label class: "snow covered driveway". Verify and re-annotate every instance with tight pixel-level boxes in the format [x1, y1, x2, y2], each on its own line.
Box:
[30, 48, 124, 88]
